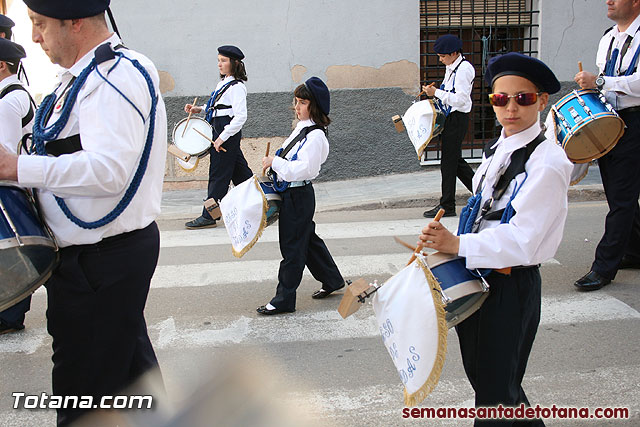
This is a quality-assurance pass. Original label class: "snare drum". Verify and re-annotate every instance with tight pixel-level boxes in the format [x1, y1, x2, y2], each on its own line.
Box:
[426, 252, 489, 328]
[257, 175, 281, 226]
[171, 117, 213, 171]
[552, 89, 625, 163]
[0, 183, 58, 312]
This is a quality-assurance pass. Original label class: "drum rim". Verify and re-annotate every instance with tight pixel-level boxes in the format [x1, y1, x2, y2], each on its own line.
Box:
[0, 251, 59, 312]
[554, 88, 605, 107]
[172, 116, 212, 156]
[445, 292, 489, 328]
[560, 116, 625, 163]
[0, 236, 57, 250]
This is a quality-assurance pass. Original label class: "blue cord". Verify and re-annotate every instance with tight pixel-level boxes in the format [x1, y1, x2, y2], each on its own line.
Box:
[32, 51, 158, 229]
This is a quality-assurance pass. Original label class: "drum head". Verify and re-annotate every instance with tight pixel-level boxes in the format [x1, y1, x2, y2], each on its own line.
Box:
[0, 245, 58, 312]
[564, 116, 625, 163]
[172, 117, 213, 157]
[177, 156, 199, 172]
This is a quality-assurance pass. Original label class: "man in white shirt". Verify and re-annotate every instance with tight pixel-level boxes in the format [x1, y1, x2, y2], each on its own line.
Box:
[0, 1, 167, 424]
[0, 37, 36, 335]
[423, 34, 475, 218]
[574, 0, 640, 290]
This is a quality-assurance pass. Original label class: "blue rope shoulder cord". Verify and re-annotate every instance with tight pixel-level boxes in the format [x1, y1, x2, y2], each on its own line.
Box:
[32, 45, 158, 229]
[604, 27, 640, 77]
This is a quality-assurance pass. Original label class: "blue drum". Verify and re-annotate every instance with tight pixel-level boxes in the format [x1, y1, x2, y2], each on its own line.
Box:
[552, 89, 625, 164]
[257, 176, 281, 226]
[0, 183, 58, 311]
[426, 252, 489, 328]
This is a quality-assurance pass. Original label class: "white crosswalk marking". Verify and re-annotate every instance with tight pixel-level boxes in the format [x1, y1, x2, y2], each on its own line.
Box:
[3, 294, 636, 355]
[159, 217, 460, 248]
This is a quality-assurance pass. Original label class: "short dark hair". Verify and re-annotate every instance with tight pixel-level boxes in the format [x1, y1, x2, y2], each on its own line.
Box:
[294, 83, 331, 127]
[220, 59, 247, 81]
[5, 60, 18, 74]
[0, 27, 12, 39]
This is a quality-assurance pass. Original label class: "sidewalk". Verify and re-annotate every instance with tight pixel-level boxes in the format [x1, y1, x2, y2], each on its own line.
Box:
[159, 165, 605, 220]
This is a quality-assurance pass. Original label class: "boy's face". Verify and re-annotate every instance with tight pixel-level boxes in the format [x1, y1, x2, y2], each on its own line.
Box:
[491, 75, 548, 137]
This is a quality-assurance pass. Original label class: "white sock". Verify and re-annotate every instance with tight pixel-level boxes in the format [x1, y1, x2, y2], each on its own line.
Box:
[266, 303, 276, 310]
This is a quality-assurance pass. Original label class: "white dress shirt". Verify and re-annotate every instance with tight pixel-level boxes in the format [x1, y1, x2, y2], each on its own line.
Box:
[433, 55, 475, 114]
[201, 75, 247, 141]
[458, 122, 573, 269]
[271, 119, 329, 182]
[597, 13, 640, 109]
[17, 34, 167, 248]
[0, 74, 33, 152]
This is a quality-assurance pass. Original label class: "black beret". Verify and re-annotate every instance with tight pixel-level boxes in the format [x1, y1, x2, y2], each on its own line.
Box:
[0, 14, 15, 29]
[434, 34, 462, 54]
[485, 52, 561, 94]
[218, 45, 244, 60]
[304, 76, 330, 115]
[24, 0, 110, 20]
[0, 38, 26, 62]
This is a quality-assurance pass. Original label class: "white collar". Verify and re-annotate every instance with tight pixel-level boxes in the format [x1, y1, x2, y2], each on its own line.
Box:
[65, 33, 121, 78]
[491, 121, 542, 154]
[0, 74, 20, 89]
[446, 54, 463, 71]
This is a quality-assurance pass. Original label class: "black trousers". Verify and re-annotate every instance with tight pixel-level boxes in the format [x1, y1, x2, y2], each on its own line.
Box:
[439, 111, 474, 210]
[0, 294, 30, 327]
[202, 115, 252, 219]
[270, 184, 344, 311]
[45, 222, 162, 426]
[456, 268, 544, 426]
[592, 109, 640, 279]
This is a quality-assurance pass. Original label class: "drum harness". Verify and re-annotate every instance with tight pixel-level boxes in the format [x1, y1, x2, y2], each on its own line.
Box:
[457, 132, 546, 277]
[204, 79, 241, 123]
[434, 57, 466, 117]
[29, 43, 159, 230]
[268, 125, 326, 192]
[0, 83, 36, 129]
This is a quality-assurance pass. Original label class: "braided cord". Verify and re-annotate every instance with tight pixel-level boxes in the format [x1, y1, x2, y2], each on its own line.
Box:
[32, 52, 158, 229]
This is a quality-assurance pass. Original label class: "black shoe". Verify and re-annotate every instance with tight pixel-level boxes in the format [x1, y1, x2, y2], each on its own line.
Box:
[185, 216, 217, 229]
[0, 322, 24, 335]
[423, 205, 456, 218]
[312, 283, 346, 299]
[574, 271, 611, 291]
[256, 305, 295, 315]
[618, 255, 640, 270]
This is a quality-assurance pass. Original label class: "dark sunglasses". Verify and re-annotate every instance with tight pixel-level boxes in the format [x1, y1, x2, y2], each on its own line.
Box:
[488, 92, 541, 107]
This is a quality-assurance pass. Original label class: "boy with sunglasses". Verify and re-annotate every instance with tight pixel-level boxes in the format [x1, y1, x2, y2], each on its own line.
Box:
[418, 52, 572, 425]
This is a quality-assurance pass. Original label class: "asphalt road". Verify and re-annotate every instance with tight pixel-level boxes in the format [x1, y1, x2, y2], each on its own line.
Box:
[0, 202, 638, 426]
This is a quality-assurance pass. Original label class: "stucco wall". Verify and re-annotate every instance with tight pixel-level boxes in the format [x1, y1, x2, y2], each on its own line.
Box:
[539, 0, 610, 81]
[111, 0, 420, 95]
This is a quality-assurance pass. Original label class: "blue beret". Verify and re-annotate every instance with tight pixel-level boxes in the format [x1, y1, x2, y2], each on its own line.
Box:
[23, 0, 110, 19]
[485, 52, 560, 94]
[218, 45, 244, 60]
[0, 38, 26, 62]
[304, 77, 330, 115]
[0, 14, 15, 29]
[434, 34, 462, 55]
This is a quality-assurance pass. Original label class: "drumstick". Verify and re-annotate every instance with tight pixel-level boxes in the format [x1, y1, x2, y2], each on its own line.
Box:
[407, 208, 445, 266]
[578, 61, 583, 72]
[182, 96, 198, 137]
[193, 128, 227, 152]
[394, 236, 418, 252]
[265, 141, 271, 157]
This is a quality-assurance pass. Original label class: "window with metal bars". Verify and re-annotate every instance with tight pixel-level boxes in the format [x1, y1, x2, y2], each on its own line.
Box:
[420, 0, 539, 163]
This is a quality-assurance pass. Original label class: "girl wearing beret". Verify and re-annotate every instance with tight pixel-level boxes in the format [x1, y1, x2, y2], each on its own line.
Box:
[184, 45, 253, 229]
[257, 77, 344, 315]
[419, 53, 572, 425]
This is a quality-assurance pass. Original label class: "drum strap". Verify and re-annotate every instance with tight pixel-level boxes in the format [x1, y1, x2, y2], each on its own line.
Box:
[270, 125, 326, 192]
[435, 58, 465, 116]
[205, 80, 241, 122]
[0, 84, 36, 128]
[457, 132, 545, 234]
[605, 27, 640, 76]
[43, 134, 83, 157]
